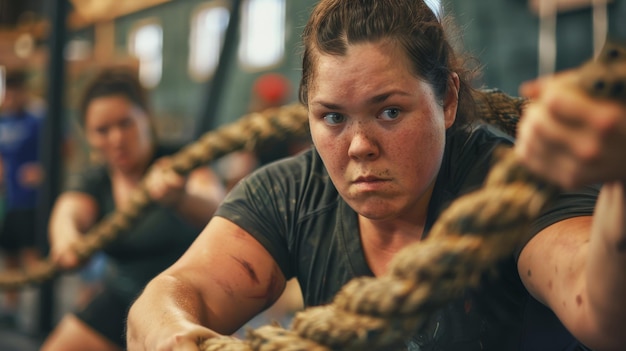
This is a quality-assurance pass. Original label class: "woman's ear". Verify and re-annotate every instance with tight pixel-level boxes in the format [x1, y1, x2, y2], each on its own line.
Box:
[443, 72, 460, 129]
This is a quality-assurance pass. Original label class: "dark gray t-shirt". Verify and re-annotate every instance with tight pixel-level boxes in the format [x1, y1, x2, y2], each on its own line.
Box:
[67, 146, 200, 301]
[216, 124, 598, 350]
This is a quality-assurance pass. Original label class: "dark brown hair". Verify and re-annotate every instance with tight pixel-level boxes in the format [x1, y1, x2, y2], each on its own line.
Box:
[78, 66, 152, 128]
[299, 0, 479, 132]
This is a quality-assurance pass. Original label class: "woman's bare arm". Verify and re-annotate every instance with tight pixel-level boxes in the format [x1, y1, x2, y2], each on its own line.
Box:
[48, 191, 100, 269]
[126, 216, 287, 351]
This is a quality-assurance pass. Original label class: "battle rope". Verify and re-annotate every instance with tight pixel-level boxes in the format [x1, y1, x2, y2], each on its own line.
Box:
[0, 103, 310, 289]
[195, 41, 626, 350]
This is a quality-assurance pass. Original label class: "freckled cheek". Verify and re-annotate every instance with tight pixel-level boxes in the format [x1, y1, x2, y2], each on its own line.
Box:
[311, 128, 345, 162]
[313, 138, 349, 181]
[320, 149, 347, 176]
[391, 129, 443, 177]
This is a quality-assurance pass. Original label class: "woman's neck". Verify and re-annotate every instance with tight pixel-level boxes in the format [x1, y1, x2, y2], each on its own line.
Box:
[358, 183, 434, 276]
[359, 216, 427, 277]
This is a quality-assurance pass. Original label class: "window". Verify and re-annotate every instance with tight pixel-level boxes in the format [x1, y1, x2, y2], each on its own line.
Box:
[238, 0, 285, 70]
[128, 21, 163, 88]
[189, 3, 231, 81]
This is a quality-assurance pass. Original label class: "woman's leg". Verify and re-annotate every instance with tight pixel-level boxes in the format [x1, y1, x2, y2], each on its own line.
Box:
[40, 314, 123, 351]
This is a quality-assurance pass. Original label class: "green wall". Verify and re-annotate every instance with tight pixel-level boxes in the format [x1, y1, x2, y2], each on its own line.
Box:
[446, 0, 626, 96]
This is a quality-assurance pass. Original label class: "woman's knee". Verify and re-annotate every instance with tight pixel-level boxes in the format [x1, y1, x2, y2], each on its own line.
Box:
[41, 314, 122, 351]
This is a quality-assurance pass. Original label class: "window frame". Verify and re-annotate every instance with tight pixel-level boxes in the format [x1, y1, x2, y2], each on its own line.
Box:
[188, 1, 232, 82]
[127, 18, 164, 88]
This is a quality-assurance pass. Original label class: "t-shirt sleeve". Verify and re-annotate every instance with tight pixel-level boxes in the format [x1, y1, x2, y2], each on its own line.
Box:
[64, 166, 107, 198]
[214, 163, 293, 278]
[516, 184, 600, 260]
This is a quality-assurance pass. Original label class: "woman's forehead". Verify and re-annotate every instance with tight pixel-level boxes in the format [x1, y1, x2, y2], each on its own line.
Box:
[311, 43, 416, 87]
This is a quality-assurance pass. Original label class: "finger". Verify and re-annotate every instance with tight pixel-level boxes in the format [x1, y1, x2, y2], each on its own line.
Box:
[585, 100, 626, 136]
[516, 103, 582, 188]
[153, 156, 173, 171]
[519, 79, 542, 99]
[546, 91, 603, 131]
[165, 171, 186, 189]
[172, 340, 200, 351]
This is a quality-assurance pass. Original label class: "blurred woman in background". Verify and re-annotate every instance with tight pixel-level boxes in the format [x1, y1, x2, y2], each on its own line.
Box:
[41, 66, 225, 351]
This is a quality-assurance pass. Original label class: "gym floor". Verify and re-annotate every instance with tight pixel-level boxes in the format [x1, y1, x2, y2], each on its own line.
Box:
[0, 260, 83, 351]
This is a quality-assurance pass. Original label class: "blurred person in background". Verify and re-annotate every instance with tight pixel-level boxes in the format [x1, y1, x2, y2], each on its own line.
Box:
[40, 66, 225, 351]
[0, 67, 44, 328]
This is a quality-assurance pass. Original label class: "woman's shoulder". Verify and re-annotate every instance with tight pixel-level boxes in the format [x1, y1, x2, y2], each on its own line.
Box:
[438, 123, 515, 196]
[65, 163, 109, 193]
[225, 147, 336, 212]
[448, 123, 513, 167]
[254, 147, 325, 180]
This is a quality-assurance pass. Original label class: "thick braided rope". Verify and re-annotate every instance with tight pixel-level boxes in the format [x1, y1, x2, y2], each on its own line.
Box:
[0, 104, 310, 289]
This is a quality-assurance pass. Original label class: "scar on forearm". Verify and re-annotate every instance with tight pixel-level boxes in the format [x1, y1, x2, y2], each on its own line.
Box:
[212, 277, 234, 297]
[251, 266, 282, 309]
[230, 255, 260, 284]
[576, 294, 583, 307]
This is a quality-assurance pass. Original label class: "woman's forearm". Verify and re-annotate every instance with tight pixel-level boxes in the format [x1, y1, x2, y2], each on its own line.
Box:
[126, 274, 218, 351]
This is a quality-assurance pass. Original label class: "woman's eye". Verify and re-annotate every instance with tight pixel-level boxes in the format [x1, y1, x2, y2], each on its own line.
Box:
[323, 112, 345, 125]
[380, 108, 400, 120]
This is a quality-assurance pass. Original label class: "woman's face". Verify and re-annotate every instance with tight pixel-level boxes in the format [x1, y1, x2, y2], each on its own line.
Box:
[84, 95, 154, 172]
[307, 41, 458, 222]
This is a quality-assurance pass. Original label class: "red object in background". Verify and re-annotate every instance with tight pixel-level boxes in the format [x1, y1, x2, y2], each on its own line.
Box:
[253, 73, 292, 105]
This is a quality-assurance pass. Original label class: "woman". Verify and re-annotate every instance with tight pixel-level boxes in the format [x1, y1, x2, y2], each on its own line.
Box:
[127, 1, 625, 350]
[41, 67, 225, 351]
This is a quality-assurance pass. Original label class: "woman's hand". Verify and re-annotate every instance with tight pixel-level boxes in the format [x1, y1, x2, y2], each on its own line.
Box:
[130, 318, 222, 351]
[49, 229, 84, 270]
[515, 70, 626, 189]
[143, 157, 187, 208]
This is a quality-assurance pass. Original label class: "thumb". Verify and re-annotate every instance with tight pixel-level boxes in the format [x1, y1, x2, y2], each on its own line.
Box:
[519, 78, 543, 99]
[172, 340, 201, 351]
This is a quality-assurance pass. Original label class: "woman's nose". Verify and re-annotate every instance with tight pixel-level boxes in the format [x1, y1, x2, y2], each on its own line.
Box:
[108, 126, 124, 145]
[347, 125, 379, 161]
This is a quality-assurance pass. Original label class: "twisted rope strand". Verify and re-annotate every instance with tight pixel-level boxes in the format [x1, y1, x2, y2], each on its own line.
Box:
[0, 104, 310, 289]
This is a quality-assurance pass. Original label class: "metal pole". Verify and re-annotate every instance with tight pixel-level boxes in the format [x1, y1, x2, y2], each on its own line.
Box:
[36, 0, 67, 335]
[195, 0, 243, 137]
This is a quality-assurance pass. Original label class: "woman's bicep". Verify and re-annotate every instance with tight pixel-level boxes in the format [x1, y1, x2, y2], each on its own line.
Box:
[518, 216, 592, 334]
[164, 215, 286, 335]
